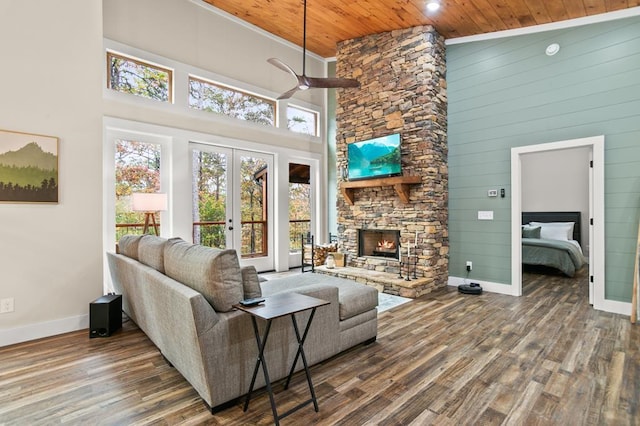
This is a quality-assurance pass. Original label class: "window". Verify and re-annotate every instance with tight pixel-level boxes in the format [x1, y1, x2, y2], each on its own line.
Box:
[115, 139, 161, 239]
[189, 76, 275, 126]
[288, 163, 311, 252]
[287, 105, 318, 136]
[192, 149, 228, 249]
[107, 51, 173, 103]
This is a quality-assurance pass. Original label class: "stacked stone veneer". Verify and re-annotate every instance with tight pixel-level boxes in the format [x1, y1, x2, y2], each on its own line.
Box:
[335, 25, 448, 297]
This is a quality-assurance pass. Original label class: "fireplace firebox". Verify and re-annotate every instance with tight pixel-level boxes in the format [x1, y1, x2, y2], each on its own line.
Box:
[358, 229, 400, 259]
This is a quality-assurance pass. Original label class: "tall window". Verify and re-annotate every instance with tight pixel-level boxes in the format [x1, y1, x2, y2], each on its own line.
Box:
[289, 163, 311, 252]
[189, 76, 275, 126]
[107, 51, 173, 103]
[115, 140, 161, 239]
[287, 105, 318, 136]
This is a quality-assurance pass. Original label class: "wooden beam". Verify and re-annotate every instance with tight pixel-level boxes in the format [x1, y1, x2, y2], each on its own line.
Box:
[340, 175, 421, 205]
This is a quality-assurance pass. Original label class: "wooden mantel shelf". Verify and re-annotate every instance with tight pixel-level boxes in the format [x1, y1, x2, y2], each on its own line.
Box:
[340, 175, 421, 205]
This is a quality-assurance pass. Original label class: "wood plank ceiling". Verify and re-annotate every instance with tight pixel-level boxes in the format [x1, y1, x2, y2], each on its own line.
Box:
[203, 0, 639, 57]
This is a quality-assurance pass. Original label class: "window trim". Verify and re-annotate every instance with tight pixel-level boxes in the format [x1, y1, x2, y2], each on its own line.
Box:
[188, 75, 277, 125]
[287, 104, 320, 136]
[107, 50, 174, 103]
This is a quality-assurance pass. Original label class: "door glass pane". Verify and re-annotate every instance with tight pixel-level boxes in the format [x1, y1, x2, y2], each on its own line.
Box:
[115, 139, 161, 239]
[240, 156, 268, 257]
[288, 163, 311, 252]
[192, 149, 228, 249]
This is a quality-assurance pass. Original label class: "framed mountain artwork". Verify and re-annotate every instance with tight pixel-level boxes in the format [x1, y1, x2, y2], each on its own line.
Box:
[0, 129, 59, 203]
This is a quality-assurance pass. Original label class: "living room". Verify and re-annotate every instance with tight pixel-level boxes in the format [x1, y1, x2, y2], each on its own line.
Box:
[1, 0, 640, 423]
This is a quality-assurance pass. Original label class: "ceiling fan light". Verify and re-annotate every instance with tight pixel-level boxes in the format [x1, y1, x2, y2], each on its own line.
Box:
[426, 1, 440, 12]
[298, 84, 309, 90]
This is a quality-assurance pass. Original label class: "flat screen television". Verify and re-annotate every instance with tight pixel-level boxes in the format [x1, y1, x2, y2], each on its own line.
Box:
[347, 133, 402, 181]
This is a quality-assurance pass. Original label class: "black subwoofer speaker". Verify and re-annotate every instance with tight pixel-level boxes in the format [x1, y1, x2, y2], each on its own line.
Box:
[89, 294, 122, 338]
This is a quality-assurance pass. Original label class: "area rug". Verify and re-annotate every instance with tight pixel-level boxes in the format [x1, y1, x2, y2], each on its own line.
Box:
[378, 292, 412, 312]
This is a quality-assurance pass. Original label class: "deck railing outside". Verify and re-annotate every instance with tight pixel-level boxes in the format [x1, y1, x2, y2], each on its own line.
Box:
[117, 218, 310, 256]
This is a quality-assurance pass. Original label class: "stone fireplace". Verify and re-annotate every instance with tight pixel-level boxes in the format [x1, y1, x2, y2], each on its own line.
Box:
[358, 229, 400, 259]
[332, 25, 449, 297]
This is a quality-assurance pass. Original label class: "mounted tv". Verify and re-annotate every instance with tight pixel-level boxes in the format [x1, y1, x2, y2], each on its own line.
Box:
[347, 133, 402, 181]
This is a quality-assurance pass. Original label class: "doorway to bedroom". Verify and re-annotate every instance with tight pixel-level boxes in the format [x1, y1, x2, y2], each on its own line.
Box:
[511, 136, 605, 309]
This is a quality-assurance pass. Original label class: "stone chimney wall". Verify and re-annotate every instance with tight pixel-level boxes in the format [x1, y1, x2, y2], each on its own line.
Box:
[334, 25, 448, 293]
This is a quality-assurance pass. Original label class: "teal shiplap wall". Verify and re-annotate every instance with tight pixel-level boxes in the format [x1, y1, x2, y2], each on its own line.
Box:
[447, 16, 640, 302]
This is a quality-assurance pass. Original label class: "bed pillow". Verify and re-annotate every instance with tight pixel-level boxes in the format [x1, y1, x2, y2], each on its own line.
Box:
[522, 225, 541, 239]
[530, 221, 574, 241]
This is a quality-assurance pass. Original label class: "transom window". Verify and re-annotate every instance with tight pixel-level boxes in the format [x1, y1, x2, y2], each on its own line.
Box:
[189, 76, 275, 126]
[107, 51, 173, 103]
[287, 105, 319, 136]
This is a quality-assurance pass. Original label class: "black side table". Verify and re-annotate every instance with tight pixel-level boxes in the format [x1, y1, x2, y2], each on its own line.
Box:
[234, 292, 330, 425]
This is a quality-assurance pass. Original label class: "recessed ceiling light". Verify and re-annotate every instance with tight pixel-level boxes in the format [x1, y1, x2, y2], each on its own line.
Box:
[545, 43, 560, 56]
[426, 1, 440, 12]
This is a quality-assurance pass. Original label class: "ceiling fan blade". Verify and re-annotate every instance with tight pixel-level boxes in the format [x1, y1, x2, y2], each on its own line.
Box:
[277, 86, 302, 100]
[305, 76, 361, 89]
[267, 58, 298, 79]
[268, 0, 359, 97]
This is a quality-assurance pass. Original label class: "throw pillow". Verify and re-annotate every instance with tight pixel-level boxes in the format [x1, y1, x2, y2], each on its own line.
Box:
[241, 266, 262, 299]
[522, 226, 541, 239]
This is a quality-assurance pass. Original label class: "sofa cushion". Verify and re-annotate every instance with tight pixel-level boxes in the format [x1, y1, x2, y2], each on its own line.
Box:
[118, 235, 144, 260]
[261, 273, 377, 321]
[164, 238, 243, 312]
[138, 235, 167, 273]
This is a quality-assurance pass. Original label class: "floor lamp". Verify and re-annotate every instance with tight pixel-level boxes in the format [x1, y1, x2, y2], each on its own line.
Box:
[132, 193, 168, 235]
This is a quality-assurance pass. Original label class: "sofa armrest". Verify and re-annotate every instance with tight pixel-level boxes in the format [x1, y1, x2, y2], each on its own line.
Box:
[287, 283, 339, 306]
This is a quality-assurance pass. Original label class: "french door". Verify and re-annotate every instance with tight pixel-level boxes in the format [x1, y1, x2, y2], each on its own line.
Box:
[191, 143, 274, 272]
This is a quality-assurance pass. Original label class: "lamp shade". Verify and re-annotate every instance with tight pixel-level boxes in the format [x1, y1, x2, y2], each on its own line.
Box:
[131, 193, 168, 212]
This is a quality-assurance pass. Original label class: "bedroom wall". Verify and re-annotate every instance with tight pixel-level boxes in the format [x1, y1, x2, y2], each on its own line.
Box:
[447, 15, 640, 303]
[521, 147, 590, 255]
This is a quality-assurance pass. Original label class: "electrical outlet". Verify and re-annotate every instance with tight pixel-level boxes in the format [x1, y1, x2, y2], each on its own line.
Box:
[0, 297, 14, 314]
[466, 261, 472, 272]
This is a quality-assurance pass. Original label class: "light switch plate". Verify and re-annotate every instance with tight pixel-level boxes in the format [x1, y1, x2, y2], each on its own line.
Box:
[478, 211, 494, 220]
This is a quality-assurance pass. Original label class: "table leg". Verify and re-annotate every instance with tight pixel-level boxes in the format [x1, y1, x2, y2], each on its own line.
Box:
[283, 307, 320, 412]
[243, 317, 279, 424]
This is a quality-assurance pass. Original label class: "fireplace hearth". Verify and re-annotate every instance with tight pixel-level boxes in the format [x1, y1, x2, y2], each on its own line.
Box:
[358, 229, 400, 259]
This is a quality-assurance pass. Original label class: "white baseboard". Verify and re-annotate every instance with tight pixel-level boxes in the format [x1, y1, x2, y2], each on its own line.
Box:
[600, 299, 632, 317]
[448, 276, 514, 295]
[448, 276, 632, 317]
[0, 314, 89, 347]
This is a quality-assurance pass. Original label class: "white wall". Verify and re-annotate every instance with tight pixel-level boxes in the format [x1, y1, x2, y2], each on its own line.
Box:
[0, 1, 104, 346]
[521, 147, 590, 253]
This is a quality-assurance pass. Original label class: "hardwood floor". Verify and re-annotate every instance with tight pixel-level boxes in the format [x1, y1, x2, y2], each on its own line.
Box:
[1, 269, 638, 425]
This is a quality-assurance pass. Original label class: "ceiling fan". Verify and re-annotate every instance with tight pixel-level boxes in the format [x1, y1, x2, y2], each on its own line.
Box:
[268, 0, 360, 100]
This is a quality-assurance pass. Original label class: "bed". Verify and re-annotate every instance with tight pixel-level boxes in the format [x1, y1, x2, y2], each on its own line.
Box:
[521, 211, 586, 277]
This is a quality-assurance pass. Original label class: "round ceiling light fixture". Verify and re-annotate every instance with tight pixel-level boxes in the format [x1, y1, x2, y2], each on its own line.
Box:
[426, 0, 441, 12]
[545, 43, 560, 56]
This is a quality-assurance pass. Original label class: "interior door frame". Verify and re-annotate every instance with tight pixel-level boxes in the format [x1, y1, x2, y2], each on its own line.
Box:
[510, 135, 605, 310]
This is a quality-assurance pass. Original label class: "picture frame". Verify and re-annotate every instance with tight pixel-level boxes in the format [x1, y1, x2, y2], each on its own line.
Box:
[0, 129, 59, 203]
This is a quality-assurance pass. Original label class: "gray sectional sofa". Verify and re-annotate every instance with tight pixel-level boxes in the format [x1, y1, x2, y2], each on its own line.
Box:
[106, 235, 378, 411]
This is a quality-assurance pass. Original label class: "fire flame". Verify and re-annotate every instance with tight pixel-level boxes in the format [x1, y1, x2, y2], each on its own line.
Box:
[377, 240, 396, 250]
